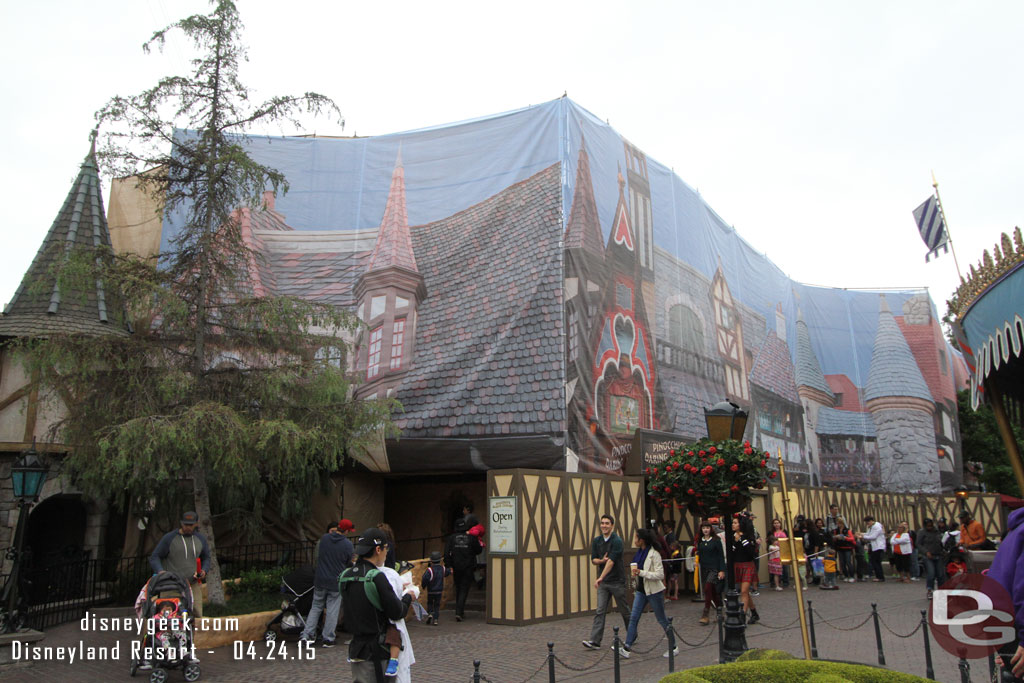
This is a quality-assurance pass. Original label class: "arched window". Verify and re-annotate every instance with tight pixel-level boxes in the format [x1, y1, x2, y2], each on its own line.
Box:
[668, 304, 704, 353]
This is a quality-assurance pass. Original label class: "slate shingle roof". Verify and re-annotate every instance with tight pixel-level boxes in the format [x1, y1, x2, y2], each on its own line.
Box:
[266, 249, 368, 309]
[749, 331, 800, 404]
[865, 296, 932, 402]
[659, 365, 726, 441]
[0, 149, 129, 338]
[564, 139, 605, 257]
[794, 314, 833, 398]
[816, 406, 877, 437]
[394, 164, 565, 438]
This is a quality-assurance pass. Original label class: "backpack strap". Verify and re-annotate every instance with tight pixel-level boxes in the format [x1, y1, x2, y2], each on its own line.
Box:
[338, 567, 384, 612]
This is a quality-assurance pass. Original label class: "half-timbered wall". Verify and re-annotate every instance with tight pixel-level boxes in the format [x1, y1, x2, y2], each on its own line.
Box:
[486, 469, 644, 625]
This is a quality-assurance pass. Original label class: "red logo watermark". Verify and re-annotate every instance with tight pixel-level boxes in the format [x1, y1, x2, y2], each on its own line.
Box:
[929, 572, 1016, 659]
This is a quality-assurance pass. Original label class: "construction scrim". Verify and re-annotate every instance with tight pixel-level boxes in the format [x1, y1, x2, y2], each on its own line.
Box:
[119, 97, 965, 492]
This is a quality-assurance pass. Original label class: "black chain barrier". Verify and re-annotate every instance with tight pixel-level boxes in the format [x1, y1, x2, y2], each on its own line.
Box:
[750, 612, 803, 629]
[552, 646, 613, 672]
[625, 629, 667, 655]
[811, 609, 874, 632]
[672, 623, 716, 648]
[876, 613, 924, 639]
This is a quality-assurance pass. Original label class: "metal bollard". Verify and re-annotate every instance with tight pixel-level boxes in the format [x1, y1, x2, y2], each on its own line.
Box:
[921, 610, 934, 681]
[612, 625, 621, 683]
[667, 616, 676, 672]
[547, 642, 556, 683]
[988, 651, 997, 682]
[473, 659, 481, 683]
[871, 603, 886, 666]
[807, 600, 818, 659]
[717, 605, 725, 664]
[959, 654, 970, 683]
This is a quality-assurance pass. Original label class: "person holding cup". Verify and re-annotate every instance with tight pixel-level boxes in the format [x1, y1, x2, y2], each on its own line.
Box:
[618, 528, 675, 659]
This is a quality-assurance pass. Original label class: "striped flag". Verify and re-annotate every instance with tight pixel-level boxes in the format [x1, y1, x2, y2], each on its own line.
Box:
[912, 195, 949, 262]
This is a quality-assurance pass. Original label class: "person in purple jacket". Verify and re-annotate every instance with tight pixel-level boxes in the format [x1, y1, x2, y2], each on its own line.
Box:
[988, 507, 1024, 680]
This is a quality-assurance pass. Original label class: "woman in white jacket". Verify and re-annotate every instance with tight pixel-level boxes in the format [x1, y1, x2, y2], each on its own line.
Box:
[889, 522, 913, 583]
[619, 527, 676, 659]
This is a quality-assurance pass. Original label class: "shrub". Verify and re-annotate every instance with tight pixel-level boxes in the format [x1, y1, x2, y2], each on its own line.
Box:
[806, 674, 853, 683]
[736, 649, 795, 662]
[225, 566, 288, 596]
[660, 660, 932, 683]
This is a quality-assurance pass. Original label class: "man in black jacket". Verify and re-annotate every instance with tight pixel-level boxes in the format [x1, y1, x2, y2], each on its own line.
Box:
[340, 528, 413, 683]
[445, 518, 481, 622]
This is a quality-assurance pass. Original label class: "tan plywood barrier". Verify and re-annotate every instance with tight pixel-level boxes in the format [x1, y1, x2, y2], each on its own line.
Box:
[486, 469, 644, 625]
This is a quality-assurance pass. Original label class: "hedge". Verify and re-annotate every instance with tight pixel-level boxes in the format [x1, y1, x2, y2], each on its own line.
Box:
[660, 659, 933, 682]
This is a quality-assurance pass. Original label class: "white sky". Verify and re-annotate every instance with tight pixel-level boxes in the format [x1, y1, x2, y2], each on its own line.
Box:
[2, 1, 1021, 315]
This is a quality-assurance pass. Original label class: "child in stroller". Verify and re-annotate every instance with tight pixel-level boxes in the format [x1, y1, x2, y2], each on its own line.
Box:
[130, 572, 201, 682]
[263, 564, 315, 642]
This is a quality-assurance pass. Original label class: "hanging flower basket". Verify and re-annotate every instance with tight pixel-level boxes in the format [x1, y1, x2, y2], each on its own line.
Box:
[645, 438, 775, 518]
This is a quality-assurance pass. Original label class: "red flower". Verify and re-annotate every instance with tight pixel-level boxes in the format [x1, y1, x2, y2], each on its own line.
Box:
[760, 460, 767, 467]
[769, 471, 777, 479]
[703, 478, 710, 485]
[744, 447, 753, 455]
[730, 464, 739, 472]
[744, 440, 751, 448]
[698, 450, 706, 456]
[645, 467, 651, 475]
[717, 458, 726, 467]
[653, 468, 658, 475]
[670, 449, 676, 457]
[687, 488, 695, 495]
[764, 451, 770, 458]
[673, 483, 679, 489]
[687, 450, 694, 457]
[665, 487, 672, 493]
[730, 485, 739, 492]
[709, 446, 717, 455]
[760, 479, 767, 487]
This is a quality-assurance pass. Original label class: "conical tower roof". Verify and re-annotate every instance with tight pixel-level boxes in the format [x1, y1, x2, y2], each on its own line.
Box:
[865, 295, 931, 402]
[794, 307, 834, 399]
[0, 139, 129, 337]
[364, 149, 419, 275]
[564, 137, 605, 257]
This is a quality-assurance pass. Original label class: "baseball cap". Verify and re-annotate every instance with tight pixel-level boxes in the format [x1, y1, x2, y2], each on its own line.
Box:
[429, 550, 442, 563]
[958, 511, 971, 519]
[180, 511, 199, 525]
[353, 528, 389, 555]
[338, 519, 355, 533]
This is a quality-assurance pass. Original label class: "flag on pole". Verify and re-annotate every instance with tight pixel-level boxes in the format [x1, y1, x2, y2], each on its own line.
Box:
[912, 195, 949, 262]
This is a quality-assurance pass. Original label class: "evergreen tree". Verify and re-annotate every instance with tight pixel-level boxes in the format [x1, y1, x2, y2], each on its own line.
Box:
[957, 389, 1022, 497]
[17, 0, 395, 606]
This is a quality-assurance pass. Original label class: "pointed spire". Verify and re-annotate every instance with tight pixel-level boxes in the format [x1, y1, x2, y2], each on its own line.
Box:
[0, 135, 129, 337]
[865, 295, 931, 402]
[794, 305, 834, 399]
[564, 137, 605, 256]
[365, 149, 418, 274]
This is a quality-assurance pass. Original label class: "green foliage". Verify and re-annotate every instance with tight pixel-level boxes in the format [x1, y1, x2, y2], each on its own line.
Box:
[736, 649, 795, 662]
[225, 566, 288, 596]
[957, 389, 1022, 496]
[15, 1, 391, 607]
[660, 659, 932, 683]
[646, 438, 775, 517]
[805, 674, 854, 683]
[204, 592, 281, 617]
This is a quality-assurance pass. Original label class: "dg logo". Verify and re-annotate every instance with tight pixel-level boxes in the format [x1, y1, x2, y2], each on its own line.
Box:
[929, 572, 1016, 659]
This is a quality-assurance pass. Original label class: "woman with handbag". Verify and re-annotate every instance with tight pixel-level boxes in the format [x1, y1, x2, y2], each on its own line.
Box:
[618, 528, 675, 659]
[696, 521, 726, 624]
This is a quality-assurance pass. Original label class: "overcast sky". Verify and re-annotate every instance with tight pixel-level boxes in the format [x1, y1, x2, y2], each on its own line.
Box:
[2, 1, 1021, 316]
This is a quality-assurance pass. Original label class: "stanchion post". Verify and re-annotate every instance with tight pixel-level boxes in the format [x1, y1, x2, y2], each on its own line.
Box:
[959, 653, 970, 683]
[921, 610, 934, 681]
[988, 652, 997, 682]
[473, 660, 481, 683]
[667, 616, 676, 672]
[613, 626, 621, 683]
[806, 599, 818, 659]
[547, 642, 555, 683]
[871, 603, 886, 666]
[717, 605, 725, 664]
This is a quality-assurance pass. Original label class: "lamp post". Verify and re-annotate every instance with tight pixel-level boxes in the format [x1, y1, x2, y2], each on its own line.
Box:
[703, 400, 749, 661]
[1, 439, 49, 633]
[953, 486, 969, 515]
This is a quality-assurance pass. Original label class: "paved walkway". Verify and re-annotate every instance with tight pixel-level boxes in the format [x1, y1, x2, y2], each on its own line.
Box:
[5, 578, 981, 682]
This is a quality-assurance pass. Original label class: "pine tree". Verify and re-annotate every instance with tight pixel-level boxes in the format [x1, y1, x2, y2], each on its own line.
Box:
[18, 0, 395, 606]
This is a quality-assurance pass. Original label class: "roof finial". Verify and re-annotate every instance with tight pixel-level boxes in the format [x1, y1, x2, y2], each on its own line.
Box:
[89, 126, 98, 157]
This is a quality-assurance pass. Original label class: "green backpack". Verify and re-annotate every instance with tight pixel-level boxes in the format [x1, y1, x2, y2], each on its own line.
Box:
[338, 567, 383, 611]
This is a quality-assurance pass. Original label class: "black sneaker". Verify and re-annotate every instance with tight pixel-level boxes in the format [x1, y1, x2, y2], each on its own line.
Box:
[321, 640, 335, 648]
[581, 640, 600, 650]
[455, 614, 463, 622]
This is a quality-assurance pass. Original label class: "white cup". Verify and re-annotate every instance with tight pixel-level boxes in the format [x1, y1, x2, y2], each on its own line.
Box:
[630, 562, 638, 571]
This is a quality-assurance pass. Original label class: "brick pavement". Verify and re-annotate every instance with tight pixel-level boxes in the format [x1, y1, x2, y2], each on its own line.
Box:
[4, 578, 981, 682]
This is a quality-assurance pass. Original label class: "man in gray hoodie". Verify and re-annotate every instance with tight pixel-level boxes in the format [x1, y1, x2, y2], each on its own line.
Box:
[149, 511, 211, 616]
[300, 519, 355, 647]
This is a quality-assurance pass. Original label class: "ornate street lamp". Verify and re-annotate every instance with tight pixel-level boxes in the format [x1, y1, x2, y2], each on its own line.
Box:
[2, 439, 49, 633]
[954, 485, 970, 514]
[704, 400, 748, 442]
[702, 400, 749, 662]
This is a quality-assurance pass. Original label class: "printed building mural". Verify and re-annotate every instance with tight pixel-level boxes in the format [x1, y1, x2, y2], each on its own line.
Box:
[98, 97, 964, 494]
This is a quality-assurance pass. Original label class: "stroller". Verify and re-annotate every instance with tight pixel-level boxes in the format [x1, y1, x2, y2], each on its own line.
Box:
[263, 565, 315, 642]
[130, 572, 201, 682]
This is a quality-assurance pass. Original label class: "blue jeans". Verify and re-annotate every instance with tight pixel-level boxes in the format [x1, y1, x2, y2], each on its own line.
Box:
[624, 590, 670, 648]
[301, 587, 341, 642]
[923, 556, 945, 590]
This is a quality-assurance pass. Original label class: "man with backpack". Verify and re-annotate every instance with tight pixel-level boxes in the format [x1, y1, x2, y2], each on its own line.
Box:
[444, 518, 481, 622]
[339, 528, 414, 683]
